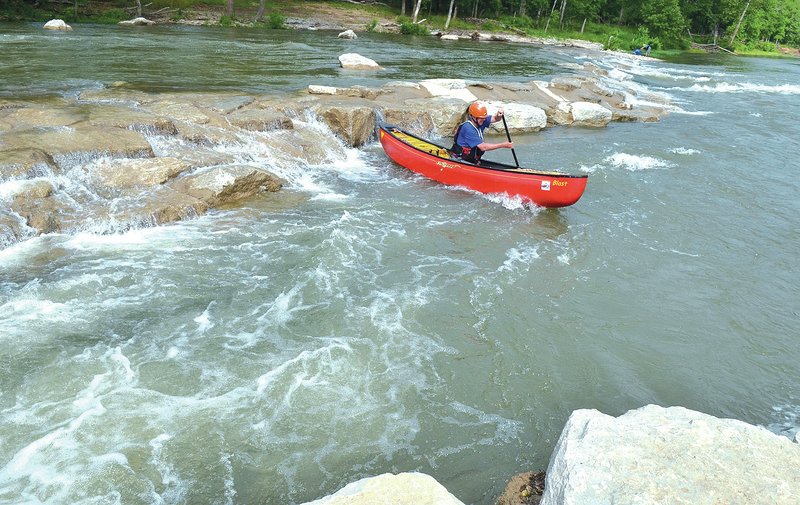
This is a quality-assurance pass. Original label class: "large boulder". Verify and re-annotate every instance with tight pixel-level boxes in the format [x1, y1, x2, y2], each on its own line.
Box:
[170, 165, 282, 207]
[486, 102, 547, 133]
[542, 405, 800, 505]
[316, 105, 376, 147]
[339, 53, 382, 70]
[43, 19, 72, 31]
[300, 472, 465, 505]
[570, 102, 612, 126]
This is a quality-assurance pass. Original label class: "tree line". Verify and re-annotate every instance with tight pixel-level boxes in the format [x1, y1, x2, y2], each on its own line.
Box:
[398, 0, 800, 49]
[2, 0, 798, 50]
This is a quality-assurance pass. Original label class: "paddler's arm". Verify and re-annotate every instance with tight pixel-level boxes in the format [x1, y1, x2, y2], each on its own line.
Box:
[477, 140, 514, 151]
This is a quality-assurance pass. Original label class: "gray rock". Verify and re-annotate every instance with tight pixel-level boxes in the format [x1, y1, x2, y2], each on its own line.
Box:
[542, 405, 800, 505]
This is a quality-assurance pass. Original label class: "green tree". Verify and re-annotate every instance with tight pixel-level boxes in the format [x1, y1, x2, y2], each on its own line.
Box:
[641, 0, 687, 46]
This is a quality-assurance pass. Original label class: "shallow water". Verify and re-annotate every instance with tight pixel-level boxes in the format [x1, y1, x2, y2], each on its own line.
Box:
[1, 23, 799, 504]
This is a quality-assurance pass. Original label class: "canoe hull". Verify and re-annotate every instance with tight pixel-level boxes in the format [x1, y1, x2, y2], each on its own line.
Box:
[379, 125, 588, 208]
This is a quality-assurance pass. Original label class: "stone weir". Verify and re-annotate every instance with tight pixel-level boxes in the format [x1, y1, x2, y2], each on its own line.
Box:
[0, 63, 669, 250]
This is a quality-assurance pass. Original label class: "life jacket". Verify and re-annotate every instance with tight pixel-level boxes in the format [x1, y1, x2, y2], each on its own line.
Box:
[450, 120, 485, 163]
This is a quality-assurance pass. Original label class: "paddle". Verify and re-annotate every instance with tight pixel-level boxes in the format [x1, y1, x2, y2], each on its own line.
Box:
[501, 114, 520, 167]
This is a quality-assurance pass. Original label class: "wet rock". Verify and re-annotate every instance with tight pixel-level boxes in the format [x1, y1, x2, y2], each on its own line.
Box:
[227, 109, 293, 132]
[542, 405, 800, 505]
[118, 17, 155, 26]
[171, 164, 282, 207]
[337, 29, 357, 39]
[86, 105, 178, 135]
[10, 193, 71, 234]
[123, 186, 209, 226]
[309, 85, 338, 95]
[4, 179, 55, 200]
[419, 79, 477, 103]
[317, 105, 376, 147]
[0, 149, 57, 180]
[339, 53, 382, 70]
[299, 472, 464, 505]
[0, 209, 24, 249]
[3, 124, 154, 171]
[440, 34, 459, 41]
[496, 471, 545, 505]
[570, 102, 612, 127]
[550, 77, 584, 91]
[91, 157, 190, 189]
[43, 19, 72, 31]
[175, 123, 242, 146]
[2, 106, 84, 129]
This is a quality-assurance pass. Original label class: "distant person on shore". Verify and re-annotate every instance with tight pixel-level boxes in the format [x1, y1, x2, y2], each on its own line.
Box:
[643, 43, 652, 56]
[451, 101, 513, 164]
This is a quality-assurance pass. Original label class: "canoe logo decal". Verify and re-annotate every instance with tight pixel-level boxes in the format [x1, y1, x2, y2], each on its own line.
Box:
[435, 161, 459, 170]
[541, 180, 551, 191]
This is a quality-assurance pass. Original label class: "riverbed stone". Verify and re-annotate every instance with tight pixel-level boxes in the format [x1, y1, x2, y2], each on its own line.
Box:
[541, 405, 800, 505]
[339, 53, 382, 70]
[118, 17, 155, 26]
[317, 105, 376, 147]
[569, 101, 612, 126]
[337, 29, 357, 39]
[170, 164, 282, 207]
[419, 79, 478, 103]
[91, 157, 190, 189]
[300, 472, 465, 505]
[3, 124, 154, 171]
[43, 19, 72, 31]
[486, 102, 547, 133]
[227, 109, 294, 132]
[0, 209, 24, 249]
[86, 105, 178, 135]
[0, 149, 58, 179]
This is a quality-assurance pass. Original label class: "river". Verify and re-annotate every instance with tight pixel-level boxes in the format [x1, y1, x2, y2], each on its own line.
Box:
[1, 23, 799, 505]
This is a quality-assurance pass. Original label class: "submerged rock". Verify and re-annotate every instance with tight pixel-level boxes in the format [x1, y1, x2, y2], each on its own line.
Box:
[118, 17, 155, 26]
[541, 405, 800, 505]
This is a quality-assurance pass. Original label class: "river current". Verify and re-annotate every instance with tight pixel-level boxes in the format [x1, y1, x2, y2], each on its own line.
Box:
[1, 23, 799, 504]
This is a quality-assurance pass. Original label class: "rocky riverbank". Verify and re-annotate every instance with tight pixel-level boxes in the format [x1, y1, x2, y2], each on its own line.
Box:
[0, 58, 670, 250]
[301, 405, 800, 505]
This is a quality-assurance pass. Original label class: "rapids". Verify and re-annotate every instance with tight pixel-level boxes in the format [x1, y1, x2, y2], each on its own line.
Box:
[1, 23, 799, 505]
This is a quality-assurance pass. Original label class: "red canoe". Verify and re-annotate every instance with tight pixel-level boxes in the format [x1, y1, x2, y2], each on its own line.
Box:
[378, 124, 588, 208]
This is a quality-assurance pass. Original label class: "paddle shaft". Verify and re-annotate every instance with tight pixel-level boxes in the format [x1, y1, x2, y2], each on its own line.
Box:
[501, 115, 520, 167]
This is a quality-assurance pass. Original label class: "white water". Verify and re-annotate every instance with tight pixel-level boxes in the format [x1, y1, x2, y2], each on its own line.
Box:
[2, 26, 800, 504]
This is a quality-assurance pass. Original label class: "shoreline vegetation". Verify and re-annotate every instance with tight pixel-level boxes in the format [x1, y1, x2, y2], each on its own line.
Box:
[3, 0, 799, 58]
